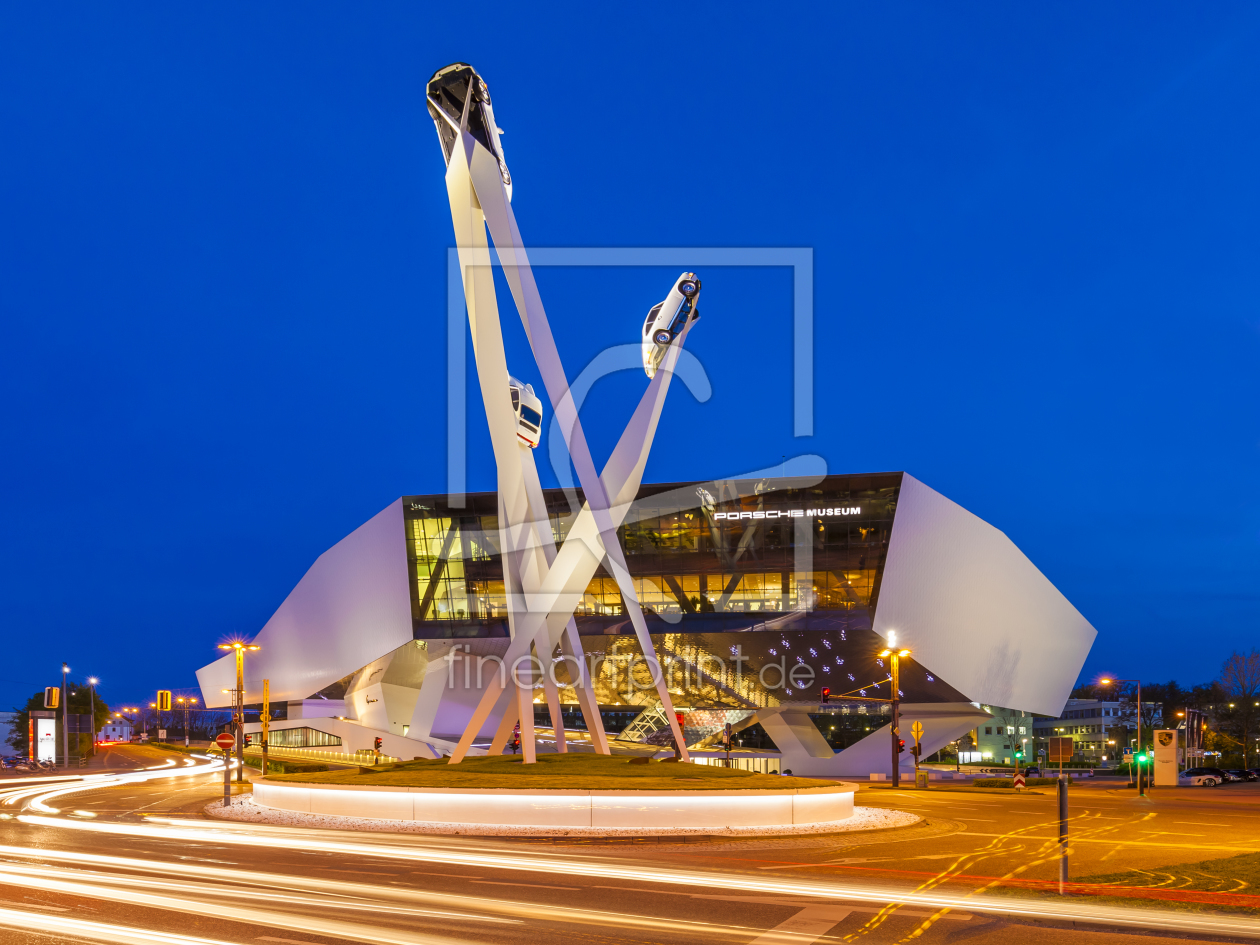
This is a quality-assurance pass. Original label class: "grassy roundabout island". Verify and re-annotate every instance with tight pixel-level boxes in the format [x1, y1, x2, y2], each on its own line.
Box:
[265, 752, 834, 791]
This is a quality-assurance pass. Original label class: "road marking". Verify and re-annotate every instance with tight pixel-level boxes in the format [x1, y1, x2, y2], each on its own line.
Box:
[957, 818, 997, 822]
[471, 880, 579, 890]
[748, 905, 852, 943]
[257, 938, 327, 945]
[1175, 821, 1231, 826]
[964, 832, 1260, 852]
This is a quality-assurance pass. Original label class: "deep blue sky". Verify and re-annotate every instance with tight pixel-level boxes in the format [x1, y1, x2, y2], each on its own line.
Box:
[2, 5, 1258, 710]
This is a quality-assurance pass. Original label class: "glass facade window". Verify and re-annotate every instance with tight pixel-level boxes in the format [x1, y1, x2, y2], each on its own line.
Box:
[267, 727, 343, 749]
[404, 472, 901, 633]
[396, 473, 969, 708]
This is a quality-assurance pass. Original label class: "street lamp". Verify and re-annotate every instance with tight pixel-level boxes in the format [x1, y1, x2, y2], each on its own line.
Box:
[1100, 677, 1144, 795]
[60, 663, 70, 769]
[878, 631, 912, 788]
[218, 641, 260, 782]
[86, 677, 99, 759]
[176, 696, 198, 747]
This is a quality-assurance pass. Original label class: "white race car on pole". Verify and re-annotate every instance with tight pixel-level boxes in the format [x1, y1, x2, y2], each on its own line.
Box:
[642, 273, 700, 379]
[509, 376, 543, 448]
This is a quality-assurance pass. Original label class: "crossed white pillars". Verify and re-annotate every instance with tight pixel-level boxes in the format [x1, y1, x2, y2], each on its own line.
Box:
[441, 115, 692, 763]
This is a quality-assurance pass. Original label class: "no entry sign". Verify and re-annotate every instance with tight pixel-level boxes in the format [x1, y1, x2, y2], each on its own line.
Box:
[215, 732, 236, 751]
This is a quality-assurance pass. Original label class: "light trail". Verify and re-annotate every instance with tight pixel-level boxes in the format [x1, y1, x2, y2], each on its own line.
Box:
[0, 845, 762, 943]
[19, 813, 1260, 940]
[6, 754, 227, 813]
[0, 855, 492, 945]
[0, 905, 254, 945]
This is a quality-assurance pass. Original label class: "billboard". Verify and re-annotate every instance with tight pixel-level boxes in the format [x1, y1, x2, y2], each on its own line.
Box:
[35, 718, 56, 762]
[1153, 729, 1179, 786]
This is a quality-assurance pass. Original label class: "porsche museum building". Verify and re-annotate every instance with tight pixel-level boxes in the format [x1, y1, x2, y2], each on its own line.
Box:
[198, 471, 1096, 777]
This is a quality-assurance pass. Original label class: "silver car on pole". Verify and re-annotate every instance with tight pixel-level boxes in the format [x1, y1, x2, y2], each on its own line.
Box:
[642, 273, 700, 379]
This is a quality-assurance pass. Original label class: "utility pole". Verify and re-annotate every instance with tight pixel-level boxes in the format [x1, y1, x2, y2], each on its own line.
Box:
[879, 633, 911, 788]
[217, 642, 259, 783]
[61, 663, 69, 769]
[87, 677, 98, 759]
[262, 679, 270, 778]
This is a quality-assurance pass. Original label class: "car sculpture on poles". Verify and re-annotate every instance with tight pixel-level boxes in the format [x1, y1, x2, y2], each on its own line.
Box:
[642, 273, 701, 379]
[509, 376, 543, 448]
[426, 62, 512, 199]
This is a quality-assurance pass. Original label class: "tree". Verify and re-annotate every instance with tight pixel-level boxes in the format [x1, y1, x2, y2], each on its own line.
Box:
[6, 687, 111, 757]
[1219, 650, 1260, 767]
[987, 707, 1031, 764]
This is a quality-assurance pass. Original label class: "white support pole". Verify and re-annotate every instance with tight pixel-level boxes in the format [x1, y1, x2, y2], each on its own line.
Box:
[439, 86, 700, 764]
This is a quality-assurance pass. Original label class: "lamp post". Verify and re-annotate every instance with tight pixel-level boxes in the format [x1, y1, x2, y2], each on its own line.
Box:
[878, 632, 911, 788]
[87, 677, 98, 759]
[61, 663, 70, 769]
[1100, 678, 1142, 796]
[177, 697, 198, 747]
[218, 642, 260, 782]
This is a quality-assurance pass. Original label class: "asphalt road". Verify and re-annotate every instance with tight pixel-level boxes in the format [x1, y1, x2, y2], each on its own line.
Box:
[2, 749, 1259, 945]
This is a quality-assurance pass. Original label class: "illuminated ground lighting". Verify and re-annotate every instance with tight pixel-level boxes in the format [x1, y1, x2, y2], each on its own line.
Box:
[250, 779, 856, 830]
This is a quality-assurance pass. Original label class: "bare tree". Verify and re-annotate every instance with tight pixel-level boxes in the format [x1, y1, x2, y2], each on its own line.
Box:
[1219, 650, 1260, 767]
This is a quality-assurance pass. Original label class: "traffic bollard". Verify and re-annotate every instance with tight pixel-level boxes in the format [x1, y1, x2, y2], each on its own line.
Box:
[1058, 775, 1069, 894]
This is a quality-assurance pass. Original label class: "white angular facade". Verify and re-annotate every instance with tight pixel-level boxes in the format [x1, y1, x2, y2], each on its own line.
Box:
[198, 471, 1096, 775]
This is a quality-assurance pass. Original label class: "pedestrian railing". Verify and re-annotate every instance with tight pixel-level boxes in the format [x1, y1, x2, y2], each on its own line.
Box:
[241, 744, 400, 766]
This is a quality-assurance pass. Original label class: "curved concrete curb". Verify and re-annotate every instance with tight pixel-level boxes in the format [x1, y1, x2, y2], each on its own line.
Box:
[250, 778, 858, 829]
[205, 793, 921, 837]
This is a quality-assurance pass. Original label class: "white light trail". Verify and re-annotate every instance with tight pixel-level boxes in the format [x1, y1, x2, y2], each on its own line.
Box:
[18, 814, 1260, 940]
[0, 845, 752, 943]
[0, 905, 250, 945]
[6, 755, 227, 813]
[0, 856, 493, 945]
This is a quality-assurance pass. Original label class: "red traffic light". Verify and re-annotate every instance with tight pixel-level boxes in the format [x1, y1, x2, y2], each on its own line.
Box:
[897, 739, 906, 753]
[373, 737, 383, 751]
[820, 687, 831, 703]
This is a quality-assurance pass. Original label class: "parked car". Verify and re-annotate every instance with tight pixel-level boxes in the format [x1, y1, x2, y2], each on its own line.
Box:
[1023, 766, 1041, 777]
[641, 273, 701, 379]
[1180, 766, 1237, 786]
[1227, 769, 1260, 782]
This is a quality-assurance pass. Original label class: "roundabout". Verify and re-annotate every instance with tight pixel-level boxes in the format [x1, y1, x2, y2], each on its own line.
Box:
[202, 753, 919, 837]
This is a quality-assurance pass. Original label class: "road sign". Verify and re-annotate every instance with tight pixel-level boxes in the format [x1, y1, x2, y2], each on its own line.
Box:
[1013, 772, 1026, 790]
[1048, 736, 1073, 763]
[215, 733, 235, 751]
[910, 721, 923, 742]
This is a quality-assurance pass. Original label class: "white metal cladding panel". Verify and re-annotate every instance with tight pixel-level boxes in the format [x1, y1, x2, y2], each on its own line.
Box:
[196, 500, 413, 707]
[873, 475, 1096, 718]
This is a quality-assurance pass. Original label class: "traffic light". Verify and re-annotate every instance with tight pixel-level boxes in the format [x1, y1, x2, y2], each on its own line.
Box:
[244, 734, 252, 747]
[157, 690, 171, 711]
[897, 739, 906, 754]
[373, 737, 383, 752]
[820, 687, 831, 704]
[43, 687, 59, 709]
[911, 743, 922, 759]
[1014, 749, 1024, 760]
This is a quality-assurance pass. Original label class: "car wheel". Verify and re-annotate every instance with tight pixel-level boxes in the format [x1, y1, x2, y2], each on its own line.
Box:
[1204, 778, 1217, 786]
[679, 280, 698, 297]
[654, 329, 673, 345]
